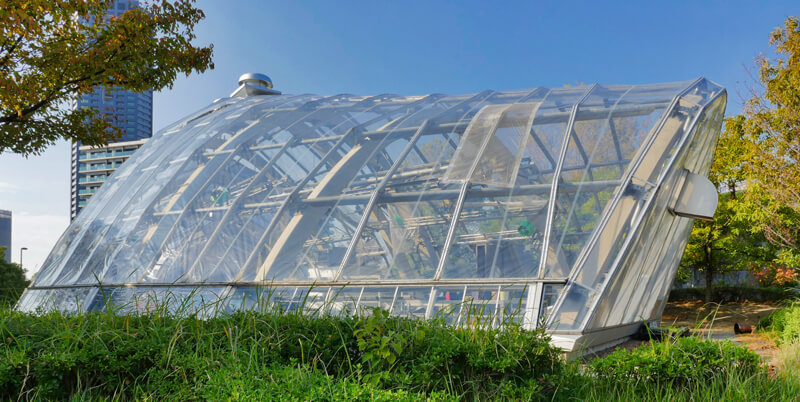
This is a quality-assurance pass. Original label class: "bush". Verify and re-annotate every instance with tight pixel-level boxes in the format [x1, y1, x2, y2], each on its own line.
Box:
[668, 286, 795, 303]
[758, 303, 800, 344]
[0, 247, 29, 307]
[0, 304, 563, 400]
[589, 336, 761, 389]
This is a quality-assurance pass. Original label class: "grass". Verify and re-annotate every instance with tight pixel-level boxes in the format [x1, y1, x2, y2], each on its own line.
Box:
[2, 290, 800, 400]
[758, 301, 800, 344]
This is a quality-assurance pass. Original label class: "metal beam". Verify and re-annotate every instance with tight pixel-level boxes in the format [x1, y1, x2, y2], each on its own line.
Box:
[233, 127, 361, 281]
[28, 277, 568, 290]
[537, 84, 597, 279]
[434, 104, 509, 280]
[183, 137, 299, 279]
[334, 120, 432, 280]
[544, 78, 707, 330]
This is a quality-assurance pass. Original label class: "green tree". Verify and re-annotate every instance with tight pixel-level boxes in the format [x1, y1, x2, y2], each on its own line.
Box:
[0, 247, 29, 307]
[0, 0, 214, 156]
[733, 17, 800, 267]
[680, 119, 777, 302]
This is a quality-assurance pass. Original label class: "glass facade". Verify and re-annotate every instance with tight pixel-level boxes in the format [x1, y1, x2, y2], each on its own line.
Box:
[0, 210, 10, 262]
[20, 78, 726, 351]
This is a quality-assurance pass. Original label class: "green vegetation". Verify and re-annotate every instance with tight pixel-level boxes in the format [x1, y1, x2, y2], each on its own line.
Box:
[0, 301, 563, 400]
[758, 301, 800, 345]
[0, 0, 214, 156]
[679, 16, 800, 302]
[2, 298, 800, 401]
[668, 285, 796, 303]
[589, 337, 760, 388]
[0, 247, 28, 307]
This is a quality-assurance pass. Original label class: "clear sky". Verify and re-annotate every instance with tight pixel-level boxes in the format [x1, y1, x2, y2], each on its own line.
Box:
[0, 0, 796, 276]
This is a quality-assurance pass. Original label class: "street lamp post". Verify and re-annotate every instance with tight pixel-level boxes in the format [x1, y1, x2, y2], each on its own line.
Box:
[20, 247, 27, 270]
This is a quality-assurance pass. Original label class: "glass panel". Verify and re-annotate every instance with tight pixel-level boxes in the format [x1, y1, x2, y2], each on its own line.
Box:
[460, 286, 502, 328]
[588, 197, 668, 328]
[287, 287, 329, 315]
[471, 103, 540, 186]
[391, 287, 432, 317]
[544, 84, 682, 279]
[15, 289, 44, 313]
[440, 194, 548, 279]
[539, 284, 564, 324]
[496, 285, 529, 326]
[429, 286, 467, 323]
[327, 286, 364, 316]
[443, 104, 511, 183]
[357, 287, 396, 315]
[224, 287, 296, 313]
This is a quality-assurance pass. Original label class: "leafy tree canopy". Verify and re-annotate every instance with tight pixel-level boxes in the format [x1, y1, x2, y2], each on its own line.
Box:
[734, 17, 800, 266]
[0, 0, 214, 156]
[681, 17, 800, 299]
[680, 119, 779, 301]
[0, 247, 29, 306]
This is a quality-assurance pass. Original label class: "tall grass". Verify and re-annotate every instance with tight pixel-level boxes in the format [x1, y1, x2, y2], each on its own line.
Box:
[0, 289, 562, 400]
[3, 289, 799, 400]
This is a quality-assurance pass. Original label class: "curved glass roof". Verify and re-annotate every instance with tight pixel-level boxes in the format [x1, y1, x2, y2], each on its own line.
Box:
[18, 78, 726, 349]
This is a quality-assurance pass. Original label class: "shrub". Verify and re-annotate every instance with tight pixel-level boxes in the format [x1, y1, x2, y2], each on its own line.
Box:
[758, 303, 800, 344]
[0, 247, 29, 307]
[0, 303, 563, 400]
[589, 336, 761, 389]
[668, 286, 795, 303]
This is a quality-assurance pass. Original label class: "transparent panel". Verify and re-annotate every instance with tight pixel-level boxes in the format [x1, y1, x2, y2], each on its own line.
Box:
[441, 194, 548, 279]
[496, 285, 529, 325]
[460, 285, 502, 328]
[444, 104, 512, 184]
[470, 103, 540, 186]
[429, 286, 467, 323]
[391, 287, 432, 317]
[544, 83, 684, 278]
[327, 286, 364, 316]
[357, 287, 397, 315]
[539, 283, 564, 323]
[344, 199, 452, 280]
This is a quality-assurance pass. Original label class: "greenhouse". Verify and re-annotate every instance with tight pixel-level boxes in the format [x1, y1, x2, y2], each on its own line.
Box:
[18, 75, 726, 351]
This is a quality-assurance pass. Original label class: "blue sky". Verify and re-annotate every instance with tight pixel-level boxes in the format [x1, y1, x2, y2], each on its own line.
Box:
[0, 0, 796, 275]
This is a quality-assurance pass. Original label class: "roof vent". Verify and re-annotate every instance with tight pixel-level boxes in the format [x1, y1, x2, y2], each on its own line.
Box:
[230, 72, 281, 97]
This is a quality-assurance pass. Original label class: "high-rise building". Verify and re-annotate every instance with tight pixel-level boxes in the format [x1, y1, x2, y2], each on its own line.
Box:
[0, 210, 10, 262]
[70, 0, 152, 220]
